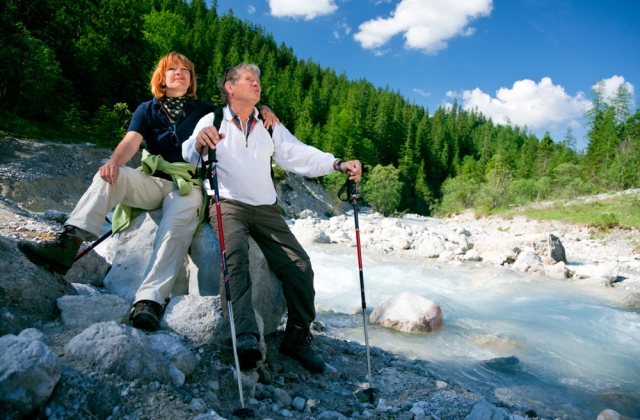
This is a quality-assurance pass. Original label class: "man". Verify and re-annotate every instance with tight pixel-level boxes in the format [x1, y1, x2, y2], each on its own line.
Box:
[182, 63, 362, 372]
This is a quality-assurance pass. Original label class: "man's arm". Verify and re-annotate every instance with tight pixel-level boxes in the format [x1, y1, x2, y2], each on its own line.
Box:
[182, 112, 217, 165]
[272, 124, 362, 181]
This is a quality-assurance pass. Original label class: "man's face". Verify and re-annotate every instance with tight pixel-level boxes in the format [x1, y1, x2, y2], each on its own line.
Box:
[227, 69, 261, 106]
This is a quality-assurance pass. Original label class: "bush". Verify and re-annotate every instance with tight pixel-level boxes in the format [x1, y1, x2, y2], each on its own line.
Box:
[93, 103, 132, 148]
[362, 164, 403, 216]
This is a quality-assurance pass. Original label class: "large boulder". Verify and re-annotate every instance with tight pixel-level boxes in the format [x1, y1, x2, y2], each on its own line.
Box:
[0, 236, 76, 336]
[57, 294, 131, 329]
[0, 334, 61, 414]
[369, 292, 443, 333]
[64, 321, 180, 383]
[101, 208, 287, 337]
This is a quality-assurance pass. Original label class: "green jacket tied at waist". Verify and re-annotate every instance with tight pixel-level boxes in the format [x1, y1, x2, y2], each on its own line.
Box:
[111, 150, 208, 235]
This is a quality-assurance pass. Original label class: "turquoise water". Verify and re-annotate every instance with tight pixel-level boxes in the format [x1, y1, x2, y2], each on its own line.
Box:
[306, 243, 640, 419]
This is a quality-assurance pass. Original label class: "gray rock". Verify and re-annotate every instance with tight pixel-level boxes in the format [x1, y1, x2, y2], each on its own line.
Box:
[103, 210, 189, 303]
[464, 400, 510, 420]
[57, 294, 130, 329]
[512, 251, 544, 275]
[64, 321, 170, 383]
[544, 261, 569, 279]
[0, 334, 60, 414]
[187, 223, 221, 296]
[64, 242, 110, 287]
[621, 293, 640, 310]
[274, 388, 292, 407]
[161, 295, 223, 346]
[0, 236, 76, 336]
[147, 332, 198, 377]
[548, 233, 566, 263]
[17, 328, 49, 345]
[370, 292, 443, 333]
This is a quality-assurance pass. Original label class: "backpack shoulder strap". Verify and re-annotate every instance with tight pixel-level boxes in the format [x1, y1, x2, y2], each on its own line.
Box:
[213, 106, 224, 131]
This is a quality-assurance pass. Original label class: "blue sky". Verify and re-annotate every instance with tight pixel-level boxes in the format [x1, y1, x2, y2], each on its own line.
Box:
[211, 0, 639, 150]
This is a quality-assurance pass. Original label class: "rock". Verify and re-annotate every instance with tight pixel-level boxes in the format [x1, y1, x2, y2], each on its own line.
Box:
[102, 210, 189, 302]
[417, 235, 446, 258]
[291, 221, 331, 244]
[147, 332, 198, 378]
[0, 334, 60, 414]
[64, 321, 171, 383]
[186, 223, 221, 297]
[0, 236, 77, 336]
[544, 261, 568, 279]
[576, 277, 614, 287]
[573, 262, 620, 281]
[57, 294, 130, 329]
[247, 237, 288, 336]
[548, 233, 566, 263]
[465, 400, 511, 420]
[512, 251, 544, 275]
[621, 293, 640, 310]
[18, 328, 49, 345]
[64, 242, 110, 287]
[161, 295, 224, 346]
[369, 292, 443, 333]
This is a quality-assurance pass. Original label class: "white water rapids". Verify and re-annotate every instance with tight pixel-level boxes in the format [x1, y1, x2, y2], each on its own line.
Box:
[306, 241, 640, 419]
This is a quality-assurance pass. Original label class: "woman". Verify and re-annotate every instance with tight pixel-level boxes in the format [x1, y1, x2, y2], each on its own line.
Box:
[18, 52, 279, 331]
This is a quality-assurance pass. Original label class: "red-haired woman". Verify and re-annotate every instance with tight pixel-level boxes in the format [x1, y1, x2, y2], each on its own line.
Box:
[19, 52, 278, 330]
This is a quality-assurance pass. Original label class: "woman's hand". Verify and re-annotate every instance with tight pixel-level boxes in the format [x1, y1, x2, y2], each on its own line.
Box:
[258, 105, 280, 130]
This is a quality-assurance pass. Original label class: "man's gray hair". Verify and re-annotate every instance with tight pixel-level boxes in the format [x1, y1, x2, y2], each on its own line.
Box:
[218, 63, 261, 104]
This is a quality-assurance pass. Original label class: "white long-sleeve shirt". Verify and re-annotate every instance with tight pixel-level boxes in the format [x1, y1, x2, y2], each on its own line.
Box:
[182, 105, 337, 206]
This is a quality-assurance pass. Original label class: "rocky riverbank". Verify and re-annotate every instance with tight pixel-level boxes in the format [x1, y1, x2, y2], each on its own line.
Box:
[1, 137, 639, 420]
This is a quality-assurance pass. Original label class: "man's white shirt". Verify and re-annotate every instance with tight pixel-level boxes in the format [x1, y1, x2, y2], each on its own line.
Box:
[182, 105, 336, 206]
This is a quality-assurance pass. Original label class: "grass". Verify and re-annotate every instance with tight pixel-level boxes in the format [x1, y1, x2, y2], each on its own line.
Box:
[498, 192, 640, 230]
[0, 111, 97, 144]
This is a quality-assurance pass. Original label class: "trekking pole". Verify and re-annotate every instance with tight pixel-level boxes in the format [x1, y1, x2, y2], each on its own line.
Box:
[207, 148, 253, 418]
[73, 217, 113, 262]
[338, 179, 377, 402]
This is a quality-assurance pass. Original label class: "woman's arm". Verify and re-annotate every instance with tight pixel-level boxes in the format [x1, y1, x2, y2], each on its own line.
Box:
[99, 131, 144, 186]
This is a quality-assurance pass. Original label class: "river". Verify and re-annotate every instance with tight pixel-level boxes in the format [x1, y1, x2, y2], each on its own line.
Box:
[305, 242, 640, 419]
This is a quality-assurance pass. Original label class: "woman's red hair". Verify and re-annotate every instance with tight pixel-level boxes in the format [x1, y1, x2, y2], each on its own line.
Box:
[150, 52, 198, 99]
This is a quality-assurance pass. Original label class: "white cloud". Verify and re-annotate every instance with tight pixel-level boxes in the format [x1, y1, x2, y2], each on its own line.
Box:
[354, 0, 492, 54]
[414, 88, 431, 98]
[455, 77, 592, 131]
[268, 0, 338, 20]
[333, 20, 352, 40]
[248, 5, 256, 14]
[593, 75, 635, 104]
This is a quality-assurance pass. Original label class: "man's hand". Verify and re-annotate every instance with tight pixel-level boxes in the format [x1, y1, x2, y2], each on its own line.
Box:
[258, 105, 280, 130]
[196, 125, 225, 155]
[339, 160, 363, 182]
[99, 160, 120, 186]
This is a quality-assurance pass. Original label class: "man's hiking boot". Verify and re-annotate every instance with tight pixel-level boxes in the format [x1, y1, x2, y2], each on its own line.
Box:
[18, 228, 82, 275]
[235, 333, 262, 370]
[279, 325, 326, 373]
[131, 300, 163, 331]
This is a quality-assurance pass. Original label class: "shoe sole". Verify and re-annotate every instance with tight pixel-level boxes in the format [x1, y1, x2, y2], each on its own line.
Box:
[18, 245, 72, 275]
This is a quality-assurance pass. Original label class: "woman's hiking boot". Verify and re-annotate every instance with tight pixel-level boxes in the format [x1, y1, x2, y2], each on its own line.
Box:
[236, 333, 262, 370]
[279, 325, 326, 373]
[130, 300, 163, 331]
[17, 227, 82, 275]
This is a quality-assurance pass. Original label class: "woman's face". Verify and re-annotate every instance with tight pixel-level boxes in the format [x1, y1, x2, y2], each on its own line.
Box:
[164, 60, 191, 97]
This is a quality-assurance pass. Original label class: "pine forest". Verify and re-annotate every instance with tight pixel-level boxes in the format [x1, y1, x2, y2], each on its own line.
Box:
[3, 0, 640, 216]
